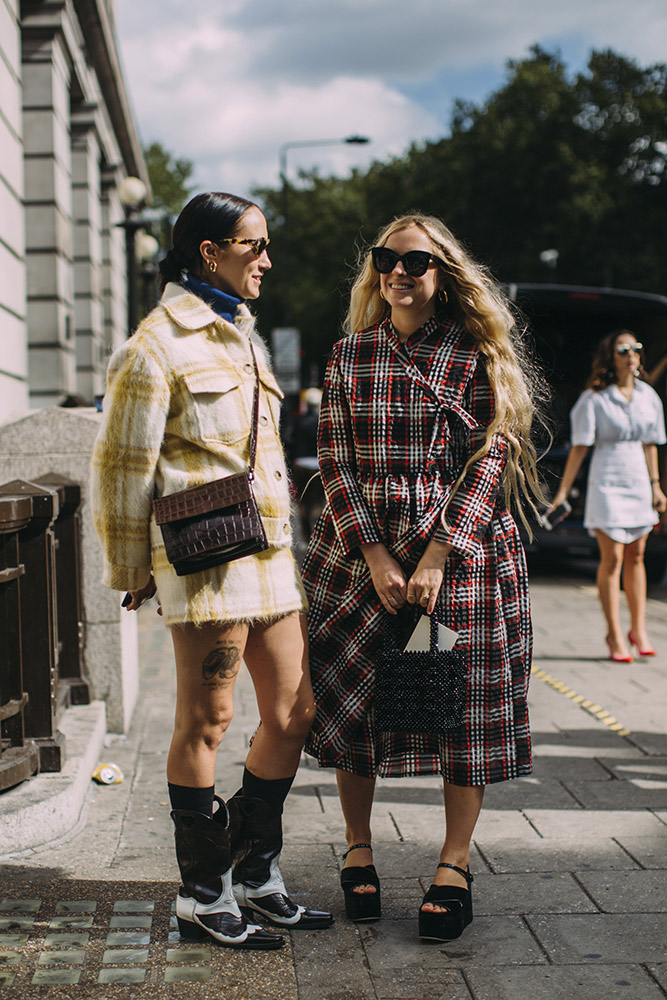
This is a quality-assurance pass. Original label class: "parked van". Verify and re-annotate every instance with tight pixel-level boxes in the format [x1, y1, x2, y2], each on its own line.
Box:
[508, 283, 667, 581]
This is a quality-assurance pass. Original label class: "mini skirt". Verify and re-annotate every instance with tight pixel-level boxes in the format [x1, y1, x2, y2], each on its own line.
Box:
[588, 525, 653, 544]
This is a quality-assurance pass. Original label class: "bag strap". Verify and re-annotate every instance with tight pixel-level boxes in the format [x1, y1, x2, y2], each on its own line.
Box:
[247, 339, 261, 478]
[429, 610, 440, 652]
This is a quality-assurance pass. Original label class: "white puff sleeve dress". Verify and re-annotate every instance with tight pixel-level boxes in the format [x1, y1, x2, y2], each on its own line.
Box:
[570, 381, 666, 543]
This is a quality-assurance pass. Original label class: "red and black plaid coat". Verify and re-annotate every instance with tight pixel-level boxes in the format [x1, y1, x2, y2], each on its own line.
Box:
[301, 314, 532, 786]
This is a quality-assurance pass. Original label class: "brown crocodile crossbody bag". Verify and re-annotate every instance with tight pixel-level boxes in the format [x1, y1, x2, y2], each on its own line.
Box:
[153, 341, 269, 576]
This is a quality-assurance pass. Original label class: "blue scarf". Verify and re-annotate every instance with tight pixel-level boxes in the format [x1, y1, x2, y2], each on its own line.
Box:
[183, 273, 243, 323]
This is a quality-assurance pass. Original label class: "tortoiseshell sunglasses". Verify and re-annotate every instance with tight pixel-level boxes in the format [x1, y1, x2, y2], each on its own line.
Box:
[215, 237, 270, 258]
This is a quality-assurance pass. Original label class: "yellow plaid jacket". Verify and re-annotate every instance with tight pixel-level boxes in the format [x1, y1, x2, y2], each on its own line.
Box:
[91, 283, 295, 602]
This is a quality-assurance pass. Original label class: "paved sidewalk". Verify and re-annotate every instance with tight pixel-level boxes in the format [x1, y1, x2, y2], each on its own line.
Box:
[1, 575, 666, 999]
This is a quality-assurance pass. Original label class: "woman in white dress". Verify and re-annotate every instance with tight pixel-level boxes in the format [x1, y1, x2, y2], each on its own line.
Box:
[550, 330, 666, 661]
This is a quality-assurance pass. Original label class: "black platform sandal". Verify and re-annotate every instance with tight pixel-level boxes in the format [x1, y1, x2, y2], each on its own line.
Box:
[418, 863, 474, 942]
[340, 843, 381, 922]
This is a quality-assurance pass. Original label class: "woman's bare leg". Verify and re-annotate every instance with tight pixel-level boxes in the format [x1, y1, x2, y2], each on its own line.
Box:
[623, 534, 652, 649]
[422, 782, 484, 913]
[168, 622, 248, 787]
[337, 770, 377, 894]
[595, 530, 630, 659]
[243, 612, 315, 780]
[227, 612, 332, 928]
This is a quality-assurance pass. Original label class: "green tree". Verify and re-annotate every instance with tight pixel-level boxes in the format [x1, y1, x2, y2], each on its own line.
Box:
[572, 49, 667, 287]
[253, 47, 667, 376]
[144, 141, 194, 218]
[253, 169, 371, 379]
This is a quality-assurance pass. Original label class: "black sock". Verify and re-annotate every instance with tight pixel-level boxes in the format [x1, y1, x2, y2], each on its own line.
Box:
[168, 782, 215, 817]
[242, 768, 294, 814]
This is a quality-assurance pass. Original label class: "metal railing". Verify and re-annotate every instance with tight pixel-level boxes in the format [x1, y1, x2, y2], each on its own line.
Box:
[0, 476, 89, 791]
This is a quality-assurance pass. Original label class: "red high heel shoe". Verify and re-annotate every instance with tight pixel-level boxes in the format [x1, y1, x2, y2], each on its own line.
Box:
[605, 637, 633, 663]
[628, 631, 657, 657]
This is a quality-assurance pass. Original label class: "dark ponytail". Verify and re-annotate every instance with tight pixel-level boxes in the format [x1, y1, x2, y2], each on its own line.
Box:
[158, 247, 190, 286]
[158, 191, 257, 290]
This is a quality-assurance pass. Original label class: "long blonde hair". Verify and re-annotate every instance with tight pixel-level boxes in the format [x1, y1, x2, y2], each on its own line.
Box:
[345, 213, 549, 531]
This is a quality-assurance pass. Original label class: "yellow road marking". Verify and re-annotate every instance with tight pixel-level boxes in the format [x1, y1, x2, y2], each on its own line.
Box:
[531, 665, 631, 736]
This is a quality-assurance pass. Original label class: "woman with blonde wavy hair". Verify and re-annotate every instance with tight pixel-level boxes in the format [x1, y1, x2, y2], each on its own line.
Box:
[301, 212, 547, 942]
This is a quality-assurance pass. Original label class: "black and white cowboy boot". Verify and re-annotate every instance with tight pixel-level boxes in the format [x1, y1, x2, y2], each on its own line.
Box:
[171, 795, 283, 949]
[227, 790, 334, 929]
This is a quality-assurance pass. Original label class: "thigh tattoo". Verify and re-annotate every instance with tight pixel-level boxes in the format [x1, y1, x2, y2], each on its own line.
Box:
[201, 642, 241, 688]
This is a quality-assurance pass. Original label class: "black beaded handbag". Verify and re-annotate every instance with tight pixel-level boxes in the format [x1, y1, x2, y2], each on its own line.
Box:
[375, 609, 467, 734]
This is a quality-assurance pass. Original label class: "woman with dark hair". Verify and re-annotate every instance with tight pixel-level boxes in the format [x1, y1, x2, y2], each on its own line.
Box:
[92, 192, 332, 950]
[550, 329, 666, 661]
[301, 213, 548, 942]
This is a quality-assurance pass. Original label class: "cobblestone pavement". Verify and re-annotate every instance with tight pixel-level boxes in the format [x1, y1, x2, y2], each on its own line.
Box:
[1, 569, 666, 999]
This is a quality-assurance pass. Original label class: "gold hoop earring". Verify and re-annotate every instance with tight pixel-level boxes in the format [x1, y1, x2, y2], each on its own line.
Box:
[379, 289, 385, 301]
[209, 260, 217, 274]
[437, 288, 448, 306]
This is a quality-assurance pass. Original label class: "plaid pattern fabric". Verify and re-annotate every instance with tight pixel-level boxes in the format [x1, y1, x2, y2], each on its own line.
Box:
[302, 315, 532, 785]
[91, 283, 306, 626]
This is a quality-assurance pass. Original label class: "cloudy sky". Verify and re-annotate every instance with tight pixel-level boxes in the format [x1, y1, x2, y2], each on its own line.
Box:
[113, 0, 664, 199]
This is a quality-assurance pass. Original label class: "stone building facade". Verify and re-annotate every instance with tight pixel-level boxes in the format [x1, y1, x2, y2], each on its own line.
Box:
[0, 0, 148, 423]
[0, 0, 148, 765]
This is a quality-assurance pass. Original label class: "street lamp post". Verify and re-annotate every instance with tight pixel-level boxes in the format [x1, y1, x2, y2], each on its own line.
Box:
[279, 135, 369, 327]
[117, 176, 148, 337]
[136, 232, 160, 319]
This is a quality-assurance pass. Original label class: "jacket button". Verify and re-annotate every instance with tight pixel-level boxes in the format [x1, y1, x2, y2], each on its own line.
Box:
[244, 363, 253, 373]
[283, 522, 290, 534]
[274, 470, 283, 480]
[259, 415, 268, 425]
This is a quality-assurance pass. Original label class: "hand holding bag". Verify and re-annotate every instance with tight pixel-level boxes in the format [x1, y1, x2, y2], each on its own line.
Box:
[375, 610, 467, 734]
[153, 341, 269, 576]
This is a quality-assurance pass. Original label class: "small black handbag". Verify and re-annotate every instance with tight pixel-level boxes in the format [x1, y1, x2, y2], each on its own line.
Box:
[375, 609, 467, 734]
[152, 341, 269, 576]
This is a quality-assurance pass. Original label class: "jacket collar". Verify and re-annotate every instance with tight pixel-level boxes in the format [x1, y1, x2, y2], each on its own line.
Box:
[181, 273, 243, 322]
[160, 282, 253, 333]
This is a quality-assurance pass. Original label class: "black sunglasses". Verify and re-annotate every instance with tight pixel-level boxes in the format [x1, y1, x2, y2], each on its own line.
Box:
[371, 246, 440, 277]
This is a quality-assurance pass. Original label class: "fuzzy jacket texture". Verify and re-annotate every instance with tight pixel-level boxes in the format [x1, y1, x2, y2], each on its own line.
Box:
[91, 282, 306, 626]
